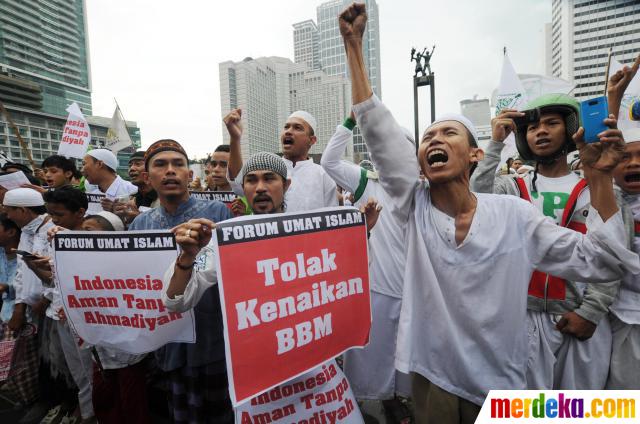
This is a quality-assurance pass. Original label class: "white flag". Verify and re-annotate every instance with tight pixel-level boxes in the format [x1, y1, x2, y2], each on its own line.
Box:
[0, 150, 12, 167]
[105, 105, 133, 153]
[58, 102, 91, 159]
[610, 59, 640, 130]
[495, 53, 529, 165]
[520, 74, 574, 100]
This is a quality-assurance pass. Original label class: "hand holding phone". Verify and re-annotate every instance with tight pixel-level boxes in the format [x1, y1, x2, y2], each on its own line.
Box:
[580, 96, 609, 143]
[14, 250, 38, 260]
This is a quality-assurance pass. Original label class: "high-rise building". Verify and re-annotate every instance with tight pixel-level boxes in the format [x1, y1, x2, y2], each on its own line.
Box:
[546, 0, 640, 99]
[293, 20, 321, 72]
[0, 0, 92, 115]
[315, 0, 381, 162]
[219, 56, 352, 160]
[219, 57, 290, 159]
[0, 0, 140, 174]
[289, 69, 351, 158]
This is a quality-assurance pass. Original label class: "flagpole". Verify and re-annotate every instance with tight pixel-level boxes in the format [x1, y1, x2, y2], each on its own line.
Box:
[0, 99, 37, 170]
[603, 46, 613, 96]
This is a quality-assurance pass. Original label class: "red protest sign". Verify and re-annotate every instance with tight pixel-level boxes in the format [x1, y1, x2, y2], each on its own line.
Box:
[214, 207, 371, 405]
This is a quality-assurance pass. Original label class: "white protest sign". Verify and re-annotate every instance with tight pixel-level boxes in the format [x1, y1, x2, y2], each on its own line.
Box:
[85, 192, 105, 214]
[0, 171, 31, 190]
[58, 102, 91, 159]
[53, 230, 195, 354]
[495, 53, 528, 166]
[235, 360, 363, 424]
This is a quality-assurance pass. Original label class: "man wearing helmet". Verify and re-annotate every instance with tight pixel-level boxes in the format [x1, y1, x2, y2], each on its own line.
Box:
[471, 94, 629, 390]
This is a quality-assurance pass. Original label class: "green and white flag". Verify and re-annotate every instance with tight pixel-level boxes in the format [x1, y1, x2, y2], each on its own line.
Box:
[105, 105, 133, 153]
[495, 53, 528, 165]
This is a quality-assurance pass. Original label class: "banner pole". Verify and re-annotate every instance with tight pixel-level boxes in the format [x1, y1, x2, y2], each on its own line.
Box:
[0, 100, 37, 170]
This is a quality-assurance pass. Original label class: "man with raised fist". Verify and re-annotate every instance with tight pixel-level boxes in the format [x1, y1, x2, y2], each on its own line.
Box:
[339, 2, 640, 423]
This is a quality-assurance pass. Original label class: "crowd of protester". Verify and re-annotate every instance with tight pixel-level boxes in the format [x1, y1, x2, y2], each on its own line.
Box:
[0, 3, 639, 424]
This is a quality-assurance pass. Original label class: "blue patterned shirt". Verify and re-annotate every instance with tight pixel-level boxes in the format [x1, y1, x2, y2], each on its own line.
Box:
[129, 196, 233, 371]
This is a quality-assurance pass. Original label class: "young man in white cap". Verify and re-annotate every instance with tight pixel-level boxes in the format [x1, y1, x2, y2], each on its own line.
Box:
[224, 108, 337, 212]
[339, 3, 639, 423]
[321, 113, 412, 421]
[82, 148, 138, 201]
[606, 55, 640, 389]
[1, 187, 71, 422]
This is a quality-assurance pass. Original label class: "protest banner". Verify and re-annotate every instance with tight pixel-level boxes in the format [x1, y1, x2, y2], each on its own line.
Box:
[189, 190, 236, 206]
[235, 360, 363, 424]
[53, 230, 195, 354]
[58, 102, 91, 159]
[85, 192, 105, 214]
[213, 206, 371, 405]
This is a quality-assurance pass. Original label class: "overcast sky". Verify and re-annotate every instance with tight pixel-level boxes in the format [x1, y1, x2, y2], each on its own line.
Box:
[86, 0, 551, 158]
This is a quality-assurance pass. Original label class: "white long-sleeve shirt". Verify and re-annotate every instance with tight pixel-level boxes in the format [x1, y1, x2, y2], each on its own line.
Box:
[14, 215, 55, 306]
[283, 158, 338, 213]
[321, 124, 406, 298]
[162, 243, 217, 312]
[354, 94, 640, 405]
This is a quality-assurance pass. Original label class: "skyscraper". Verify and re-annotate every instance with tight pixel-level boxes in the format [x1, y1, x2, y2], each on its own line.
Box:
[546, 0, 640, 99]
[292, 0, 381, 162]
[0, 0, 92, 115]
[293, 20, 321, 72]
[219, 56, 351, 160]
[0, 0, 140, 173]
[219, 57, 290, 159]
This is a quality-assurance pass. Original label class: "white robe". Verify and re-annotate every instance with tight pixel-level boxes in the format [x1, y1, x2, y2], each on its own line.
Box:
[354, 94, 640, 405]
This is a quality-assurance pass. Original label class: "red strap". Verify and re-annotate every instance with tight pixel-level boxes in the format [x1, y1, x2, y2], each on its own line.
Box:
[560, 178, 588, 227]
[634, 221, 640, 235]
[515, 178, 531, 202]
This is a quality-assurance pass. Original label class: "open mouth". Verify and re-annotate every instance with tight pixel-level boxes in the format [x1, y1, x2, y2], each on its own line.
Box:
[162, 179, 180, 188]
[536, 138, 551, 147]
[282, 136, 294, 146]
[624, 173, 640, 183]
[427, 149, 449, 168]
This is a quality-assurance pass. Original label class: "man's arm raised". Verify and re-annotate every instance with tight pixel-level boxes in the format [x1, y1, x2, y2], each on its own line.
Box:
[224, 109, 243, 180]
[340, 3, 372, 105]
[340, 3, 418, 219]
[607, 53, 639, 119]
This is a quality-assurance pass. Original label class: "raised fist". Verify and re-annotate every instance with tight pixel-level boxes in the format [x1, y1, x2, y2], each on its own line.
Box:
[223, 109, 243, 140]
[339, 2, 367, 41]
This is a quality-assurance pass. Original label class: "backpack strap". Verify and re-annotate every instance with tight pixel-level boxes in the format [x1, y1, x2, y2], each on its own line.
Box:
[514, 177, 531, 202]
[560, 178, 588, 228]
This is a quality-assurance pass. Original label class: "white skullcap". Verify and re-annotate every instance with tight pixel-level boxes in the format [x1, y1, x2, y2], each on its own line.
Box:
[623, 127, 640, 144]
[423, 113, 478, 146]
[95, 211, 125, 231]
[288, 111, 317, 135]
[87, 149, 118, 171]
[3, 188, 44, 207]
